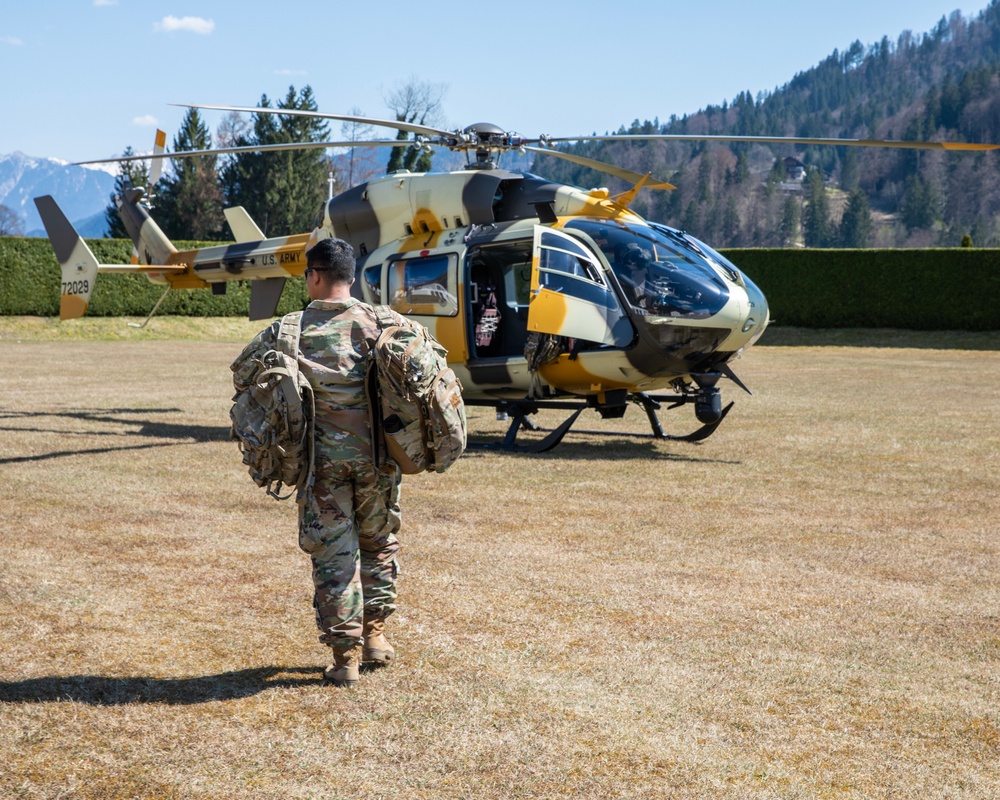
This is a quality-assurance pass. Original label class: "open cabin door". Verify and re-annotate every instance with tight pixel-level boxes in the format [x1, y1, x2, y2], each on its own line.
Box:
[528, 226, 632, 347]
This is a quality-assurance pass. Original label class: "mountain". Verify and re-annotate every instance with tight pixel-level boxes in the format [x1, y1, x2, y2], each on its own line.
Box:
[533, 1, 1000, 247]
[0, 153, 115, 237]
[12, 4, 1000, 247]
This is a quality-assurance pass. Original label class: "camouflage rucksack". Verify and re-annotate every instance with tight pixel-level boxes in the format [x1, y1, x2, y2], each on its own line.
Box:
[229, 312, 315, 501]
[367, 306, 466, 474]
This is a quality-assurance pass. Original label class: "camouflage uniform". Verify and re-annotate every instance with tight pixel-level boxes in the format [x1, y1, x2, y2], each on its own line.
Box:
[250, 298, 410, 648]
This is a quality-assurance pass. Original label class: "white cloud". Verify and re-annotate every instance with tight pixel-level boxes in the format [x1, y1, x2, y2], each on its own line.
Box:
[93, 0, 119, 6]
[133, 115, 159, 127]
[275, 69, 308, 76]
[154, 15, 214, 35]
[2, 36, 24, 46]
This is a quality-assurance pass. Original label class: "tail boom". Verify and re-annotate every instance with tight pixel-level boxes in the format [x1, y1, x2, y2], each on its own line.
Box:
[34, 195, 183, 320]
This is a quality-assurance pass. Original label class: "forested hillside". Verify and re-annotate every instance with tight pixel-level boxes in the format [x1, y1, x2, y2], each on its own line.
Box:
[531, 2, 1000, 247]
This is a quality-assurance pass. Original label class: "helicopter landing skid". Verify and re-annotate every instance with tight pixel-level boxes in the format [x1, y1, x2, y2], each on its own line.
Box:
[566, 397, 734, 444]
[632, 393, 735, 443]
[471, 393, 733, 452]
[496, 406, 585, 453]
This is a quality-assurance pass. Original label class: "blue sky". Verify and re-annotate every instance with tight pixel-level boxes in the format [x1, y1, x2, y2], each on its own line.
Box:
[0, 1, 993, 163]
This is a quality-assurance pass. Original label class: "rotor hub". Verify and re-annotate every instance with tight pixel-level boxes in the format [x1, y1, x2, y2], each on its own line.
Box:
[457, 122, 525, 152]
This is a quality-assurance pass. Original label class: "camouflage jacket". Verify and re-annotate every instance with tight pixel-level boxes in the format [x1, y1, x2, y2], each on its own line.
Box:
[241, 298, 410, 464]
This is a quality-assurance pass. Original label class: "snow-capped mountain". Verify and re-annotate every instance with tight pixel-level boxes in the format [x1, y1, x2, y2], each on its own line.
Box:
[0, 152, 116, 237]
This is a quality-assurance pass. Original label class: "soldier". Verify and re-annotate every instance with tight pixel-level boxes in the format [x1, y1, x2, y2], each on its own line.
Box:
[620, 243, 652, 309]
[240, 237, 412, 687]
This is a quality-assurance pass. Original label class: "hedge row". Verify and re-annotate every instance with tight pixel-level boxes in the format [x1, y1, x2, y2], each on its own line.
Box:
[721, 248, 1000, 331]
[1, 237, 997, 329]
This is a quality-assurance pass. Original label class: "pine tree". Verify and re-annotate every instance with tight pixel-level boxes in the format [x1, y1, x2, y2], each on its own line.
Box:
[779, 195, 801, 246]
[900, 174, 938, 231]
[733, 151, 751, 185]
[681, 199, 702, 235]
[839, 149, 860, 193]
[838, 188, 872, 247]
[154, 108, 225, 240]
[722, 195, 740, 243]
[803, 169, 832, 247]
[104, 147, 150, 239]
[221, 86, 331, 236]
[696, 156, 713, 204]
[220, 96, 276, 229]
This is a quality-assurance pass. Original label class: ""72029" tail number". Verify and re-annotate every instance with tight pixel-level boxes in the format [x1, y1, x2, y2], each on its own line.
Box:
[62, 280, 90, 295]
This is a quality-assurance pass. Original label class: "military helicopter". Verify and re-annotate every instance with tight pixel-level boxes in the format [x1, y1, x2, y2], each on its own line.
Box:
[34, 104, 1000, 450]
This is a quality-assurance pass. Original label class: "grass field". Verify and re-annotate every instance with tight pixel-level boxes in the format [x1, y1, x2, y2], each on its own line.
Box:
[1, 319, 998, 799]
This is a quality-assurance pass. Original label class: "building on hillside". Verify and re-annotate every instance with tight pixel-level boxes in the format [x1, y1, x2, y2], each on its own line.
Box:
[783, 156, 806, 181]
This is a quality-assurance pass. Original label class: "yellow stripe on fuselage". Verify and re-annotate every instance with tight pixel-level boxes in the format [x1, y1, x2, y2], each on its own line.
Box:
[538, 353, 633, 395]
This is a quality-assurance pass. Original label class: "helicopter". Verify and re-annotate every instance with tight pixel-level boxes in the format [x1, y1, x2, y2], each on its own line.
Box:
[34, 104, 1000, 451]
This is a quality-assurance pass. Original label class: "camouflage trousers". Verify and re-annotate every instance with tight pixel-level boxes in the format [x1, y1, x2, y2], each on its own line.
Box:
[298, 457, 401, 648]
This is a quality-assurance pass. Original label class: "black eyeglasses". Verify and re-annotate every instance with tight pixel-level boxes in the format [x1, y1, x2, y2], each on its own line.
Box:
[304, 267, 326, 277]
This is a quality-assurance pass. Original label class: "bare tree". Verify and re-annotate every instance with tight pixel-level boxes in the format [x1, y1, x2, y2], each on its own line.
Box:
[383, 78, 446, 127]
[0, 205, 24, 236]
[383, 78, 447, 173]
[339, 107, 382, 188]
[215, 110, 251, 151]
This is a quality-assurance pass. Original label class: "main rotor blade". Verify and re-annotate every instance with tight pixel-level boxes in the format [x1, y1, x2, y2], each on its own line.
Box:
[542, 133, 1000, 151]
[75, 139, 404, 166]
[524, 146, 675, 190]
[172, 103, 453, 139]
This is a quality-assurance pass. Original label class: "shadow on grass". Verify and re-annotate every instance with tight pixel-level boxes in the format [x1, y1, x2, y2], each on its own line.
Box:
[0, 667, 328, 705]
[466, 434, 741, 464]
[0, 407, 231, 465]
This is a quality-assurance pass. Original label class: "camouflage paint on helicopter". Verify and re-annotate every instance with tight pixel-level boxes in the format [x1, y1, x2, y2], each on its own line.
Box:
[37, 163, 767, 443]
[307, 169, 768, 405]
[34, 105, 1000, 446]
[37, 189, 312, 322]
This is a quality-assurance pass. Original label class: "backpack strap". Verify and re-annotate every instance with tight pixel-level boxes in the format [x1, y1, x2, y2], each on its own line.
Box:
[276, 311, 304, 359]
[365, 356, 385, 470]
[274, 310, 315, 504]
[372, 305, 397, 331]
[366, 305, 396, 469]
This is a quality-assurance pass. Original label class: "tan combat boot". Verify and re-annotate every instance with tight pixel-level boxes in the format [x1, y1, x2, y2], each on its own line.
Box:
[362, 616, 394, 665]
[324, 642, 362, 687]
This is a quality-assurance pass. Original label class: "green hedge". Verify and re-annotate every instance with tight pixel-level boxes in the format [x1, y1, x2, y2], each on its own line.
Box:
[722, 248, 1000, 331]
[2, 237, 998, 329]
[0, 237, 309, 318]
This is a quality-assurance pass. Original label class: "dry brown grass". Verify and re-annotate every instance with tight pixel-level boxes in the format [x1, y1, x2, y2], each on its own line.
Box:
[1, 320, 998, 799]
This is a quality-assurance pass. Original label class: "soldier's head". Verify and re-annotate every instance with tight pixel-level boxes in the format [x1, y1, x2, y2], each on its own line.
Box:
[305, 237, 356, 287]
[621, 243, 651, 286]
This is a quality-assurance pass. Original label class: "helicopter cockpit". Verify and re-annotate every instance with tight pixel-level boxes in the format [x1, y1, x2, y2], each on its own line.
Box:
[564, 218, 733, 319]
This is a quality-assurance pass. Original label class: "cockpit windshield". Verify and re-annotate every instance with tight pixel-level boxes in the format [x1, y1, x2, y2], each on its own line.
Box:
[565, 218, 731, 319]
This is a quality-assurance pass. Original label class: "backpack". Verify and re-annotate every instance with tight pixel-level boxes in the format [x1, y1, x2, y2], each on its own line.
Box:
[367, 306, 466, 474]
[229, 312, 315, 501]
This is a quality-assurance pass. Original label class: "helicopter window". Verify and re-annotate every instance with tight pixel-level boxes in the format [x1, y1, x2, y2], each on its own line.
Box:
[363, 264, 382, 303]
[536, 231, 621, 310]
[387, 253, 459, 317]
[538, 231, 605, 284]
[672, 229, 743, 283]
[565, 218, 729, 319]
